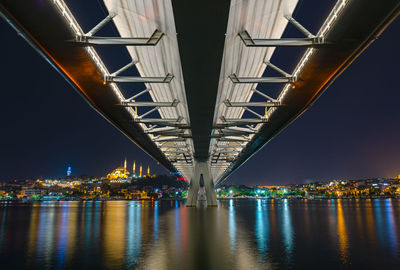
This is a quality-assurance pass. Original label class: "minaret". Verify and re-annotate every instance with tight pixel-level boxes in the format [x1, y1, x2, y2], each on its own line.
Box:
[124, 158, 127, 174]
[147, 165, 150, 176]
[133, 160, 136, 175]
[139, 164, 142, 177]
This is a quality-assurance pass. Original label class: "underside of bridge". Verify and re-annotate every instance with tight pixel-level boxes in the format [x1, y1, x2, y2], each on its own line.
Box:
[1, 0, 400, 206]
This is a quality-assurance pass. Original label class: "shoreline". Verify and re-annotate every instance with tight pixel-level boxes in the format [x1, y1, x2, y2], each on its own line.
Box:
[1, 196, 399, 203]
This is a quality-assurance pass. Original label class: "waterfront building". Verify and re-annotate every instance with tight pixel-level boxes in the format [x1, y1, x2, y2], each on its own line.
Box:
[107, 159, 130, 180]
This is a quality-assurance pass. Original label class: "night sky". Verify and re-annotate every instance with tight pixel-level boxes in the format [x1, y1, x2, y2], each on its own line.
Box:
[1, 1, 400, 185]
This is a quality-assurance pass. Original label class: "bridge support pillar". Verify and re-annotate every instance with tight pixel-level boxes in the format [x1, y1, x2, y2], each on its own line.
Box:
[186, 160, 217, 207]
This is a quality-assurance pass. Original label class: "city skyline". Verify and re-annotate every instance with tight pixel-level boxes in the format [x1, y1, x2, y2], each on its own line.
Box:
[1, 1, 400, 185]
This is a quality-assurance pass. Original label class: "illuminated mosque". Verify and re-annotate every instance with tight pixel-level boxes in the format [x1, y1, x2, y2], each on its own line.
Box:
[107, 159, 154, 180]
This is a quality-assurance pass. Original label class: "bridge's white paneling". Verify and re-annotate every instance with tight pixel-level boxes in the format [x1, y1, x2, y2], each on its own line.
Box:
[103, 0, 193, 179]
[211, 0, 298, 181]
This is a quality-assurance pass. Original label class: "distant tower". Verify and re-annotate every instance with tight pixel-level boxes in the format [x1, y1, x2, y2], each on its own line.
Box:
[139, 164, 142, 177]
[67, 166, 72, 176]
[133, 160, 136, 175]
[147, 165, 150, 176]
[124, 158, 127, 174]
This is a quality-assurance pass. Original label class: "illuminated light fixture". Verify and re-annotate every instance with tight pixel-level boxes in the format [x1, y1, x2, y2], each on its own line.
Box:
[273, 0, 349, 111]
[50, 0, 138, 122]
[219, 0, 350, 166]
[51, 0, 192, 162]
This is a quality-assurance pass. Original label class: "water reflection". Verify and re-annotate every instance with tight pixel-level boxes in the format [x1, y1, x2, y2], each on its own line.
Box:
[0, 204, 8, 254]
[255, 199, 268, 255]
[373, 199, 385, 248]
[385, 199, 398, 259]
[0, 199, 399, 269]
[228, 199, 236, 252]
[281, 199, 293, 259]
[104, 201, 126, 268]
[336, 200, 349, 264]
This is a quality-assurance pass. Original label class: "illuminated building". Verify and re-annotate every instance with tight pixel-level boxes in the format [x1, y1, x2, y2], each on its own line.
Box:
[139, 164, 142, 177]
[396, 174, 400, 179]
[147, 165, 150, 176]
[133, 160, 136, 176]
[107, 159, 130, 180]
[67, 166, 72, 176]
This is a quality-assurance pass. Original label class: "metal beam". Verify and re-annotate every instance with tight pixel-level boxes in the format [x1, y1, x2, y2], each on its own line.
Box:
[284, 15, 315, 38]
[243, 107, 264, 119]
[227, 126, 256, 133]
[161, 145, 188, 150]
[218, 130, 256, 136]
[149, 130, 186, 136]
[213, 121, 267, 128]
[264, 61, 291, 77]
[152, 123, 190, 129]
[104, 73, 174, 83]
[75, 29, 164, 46]
[133, 116, 183, 124]
[137, 107, 158, 119]
[171, 158, 193, 162]
[166, 155, 191, 159]
[125, 88, 151, 102]
[213, 153, 238, 158]
[146, 126, 174, 132]
[251, 89, 277, 102]
[221, 117, 268, 124]
[229, 73, 297, 83]
[214, 145, 243, 149]
[163, 151, 191, 154]
[120, 99, 179, 107]
[238, 30, 324, 47]
[215, 136, 250, 142]
[212, 158, 234, 163]
[224, 99, 282, 107]
[213, 150, 240, 154]
[85, 12, 117, 37]
[152, 137, 186, 142]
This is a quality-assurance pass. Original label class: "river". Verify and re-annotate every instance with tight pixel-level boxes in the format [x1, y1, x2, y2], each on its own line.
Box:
[0, 199, 399, 269]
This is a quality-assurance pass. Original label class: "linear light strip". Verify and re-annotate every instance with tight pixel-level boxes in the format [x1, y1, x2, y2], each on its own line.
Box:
[52, 0, 192, 167]
[214, 0, 350, 179]
[273, 0, 348, 114]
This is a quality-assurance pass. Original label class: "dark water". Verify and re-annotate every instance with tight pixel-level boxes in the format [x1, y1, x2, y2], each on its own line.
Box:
[0, 199, 399, 269]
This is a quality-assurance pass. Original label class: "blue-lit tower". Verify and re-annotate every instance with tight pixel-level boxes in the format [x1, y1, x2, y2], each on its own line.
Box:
[67, 166, 72, 176]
